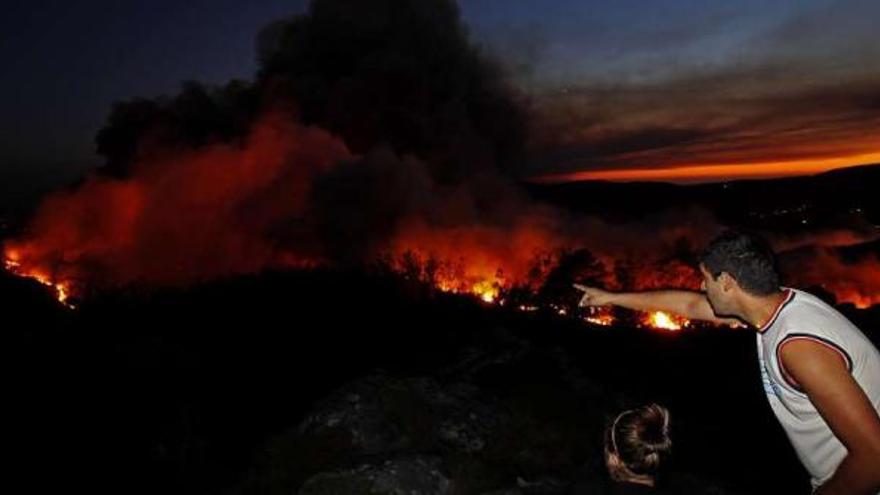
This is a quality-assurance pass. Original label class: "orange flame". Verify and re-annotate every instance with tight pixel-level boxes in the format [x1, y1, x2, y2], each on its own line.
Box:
[435, 278, 501, 304]
[387, 217, 565, 302]
[3, 248, 75, 308]
[643, 311, 687, 332]
[4, 248, 21, 269]
[584, 307, 615, 326]
[471, 280, 500, 303]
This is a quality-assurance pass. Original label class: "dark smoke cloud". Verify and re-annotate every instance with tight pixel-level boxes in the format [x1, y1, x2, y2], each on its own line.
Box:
[95, 80, 260, 178]
[8, 0, 544, 287]
[255, 0, 529, 182]
[96, 0, 528, 184]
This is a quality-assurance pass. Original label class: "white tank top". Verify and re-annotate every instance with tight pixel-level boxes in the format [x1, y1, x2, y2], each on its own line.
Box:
[755, 288, 880, 490]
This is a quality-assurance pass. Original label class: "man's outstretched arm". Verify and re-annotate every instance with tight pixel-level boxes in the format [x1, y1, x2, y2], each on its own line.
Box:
[780, 340, 880, 495]
[572, 284, 740, 326]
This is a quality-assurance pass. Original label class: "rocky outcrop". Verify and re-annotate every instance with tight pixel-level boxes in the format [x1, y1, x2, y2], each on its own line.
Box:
[235, 330, 748, 495]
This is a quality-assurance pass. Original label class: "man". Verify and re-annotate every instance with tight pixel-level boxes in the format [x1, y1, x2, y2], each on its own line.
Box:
[574, 230, 880, 494]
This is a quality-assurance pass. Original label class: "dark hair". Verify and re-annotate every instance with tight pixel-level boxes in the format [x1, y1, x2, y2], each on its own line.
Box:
[699, 229, 780, 296]
[605, 404, 672, 479]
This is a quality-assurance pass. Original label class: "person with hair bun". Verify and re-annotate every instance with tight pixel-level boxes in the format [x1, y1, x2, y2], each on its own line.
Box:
[572, 403, 676, 494]
[605, 403, 672, 490]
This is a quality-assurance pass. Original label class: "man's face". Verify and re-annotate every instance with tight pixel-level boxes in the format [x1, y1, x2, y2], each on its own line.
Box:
[700, 263, 728, 315]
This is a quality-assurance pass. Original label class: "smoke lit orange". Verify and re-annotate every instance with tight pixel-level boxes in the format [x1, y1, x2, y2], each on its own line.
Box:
[2, 111, 876, 317]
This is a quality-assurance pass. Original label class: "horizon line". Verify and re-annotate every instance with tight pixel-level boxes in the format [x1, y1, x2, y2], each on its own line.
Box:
[527, 152, 880, 185]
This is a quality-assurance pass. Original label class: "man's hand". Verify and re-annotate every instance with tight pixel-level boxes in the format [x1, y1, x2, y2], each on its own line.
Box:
[573, 284, 615, 307]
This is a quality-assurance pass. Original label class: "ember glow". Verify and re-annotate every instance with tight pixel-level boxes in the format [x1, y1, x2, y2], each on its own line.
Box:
[584, 307, 615, 327]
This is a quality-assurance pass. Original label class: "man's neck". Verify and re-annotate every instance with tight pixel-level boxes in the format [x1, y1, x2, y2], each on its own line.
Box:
[741, 289, 788, 330]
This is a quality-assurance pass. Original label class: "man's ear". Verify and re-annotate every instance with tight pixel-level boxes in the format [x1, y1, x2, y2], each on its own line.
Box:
[718, 272, 736, 292]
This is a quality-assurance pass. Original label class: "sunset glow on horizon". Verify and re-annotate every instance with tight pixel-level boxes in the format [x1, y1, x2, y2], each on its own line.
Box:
[529, 152, 880, 184]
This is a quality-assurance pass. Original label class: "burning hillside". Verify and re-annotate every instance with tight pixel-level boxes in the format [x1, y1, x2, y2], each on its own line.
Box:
[2, 0, 878, 321]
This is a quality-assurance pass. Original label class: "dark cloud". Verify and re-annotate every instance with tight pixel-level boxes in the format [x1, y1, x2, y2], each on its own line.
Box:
[534, 127, 713, 170]
[529, 70, 880, 176]
[519, 0, 880, 179]
[753, 0, 880, 66]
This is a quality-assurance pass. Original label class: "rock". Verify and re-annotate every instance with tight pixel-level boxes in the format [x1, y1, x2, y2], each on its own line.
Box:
[296, 373, 504, 457]
[297, 374, 413, 455]
[298, 456, 452, 495]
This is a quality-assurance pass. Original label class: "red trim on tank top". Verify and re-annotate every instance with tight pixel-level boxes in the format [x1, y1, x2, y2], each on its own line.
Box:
[757, 289, 795, 334]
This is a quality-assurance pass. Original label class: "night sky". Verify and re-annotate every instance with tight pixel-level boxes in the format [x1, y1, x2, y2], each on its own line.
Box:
[2, 0, 879, 189]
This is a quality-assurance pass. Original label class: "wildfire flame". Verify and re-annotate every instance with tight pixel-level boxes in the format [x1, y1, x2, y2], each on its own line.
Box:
[850, 296, 878, 310]
[584, 307, 615, 326]
[1, 111, 875, 317]
[438, 269, 695, 333]
[434, 278, 503, 304]
[817, 281, 880, 309]
[4, 249, 20, 270]
[581, 307, 688, 332]
[643, 311, 686, 331]
[473, 281, 500, 303]
[3, 248, 75, 308]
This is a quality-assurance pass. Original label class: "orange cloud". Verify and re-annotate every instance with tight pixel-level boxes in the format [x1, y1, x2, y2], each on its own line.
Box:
[531, 151, 880, 184]
[527, 71, 880, 183]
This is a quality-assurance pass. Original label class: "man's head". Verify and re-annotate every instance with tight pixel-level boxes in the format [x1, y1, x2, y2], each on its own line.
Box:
[698, 229, 781, 315]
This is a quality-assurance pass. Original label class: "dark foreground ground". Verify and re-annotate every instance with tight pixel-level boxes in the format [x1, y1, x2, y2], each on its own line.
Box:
[5, 268, 878, 494]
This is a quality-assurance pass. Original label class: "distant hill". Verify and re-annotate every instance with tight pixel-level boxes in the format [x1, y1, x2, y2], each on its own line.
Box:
[524, 164, 880, 229]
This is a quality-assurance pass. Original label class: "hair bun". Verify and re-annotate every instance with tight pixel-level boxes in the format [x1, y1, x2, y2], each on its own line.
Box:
[639, 404, 671, 449]
[606, 403, 673, 478]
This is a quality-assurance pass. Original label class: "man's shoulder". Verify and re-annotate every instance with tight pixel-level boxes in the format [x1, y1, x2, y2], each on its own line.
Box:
[775, 292, 841, 331]
[787, 289, 842, 316]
